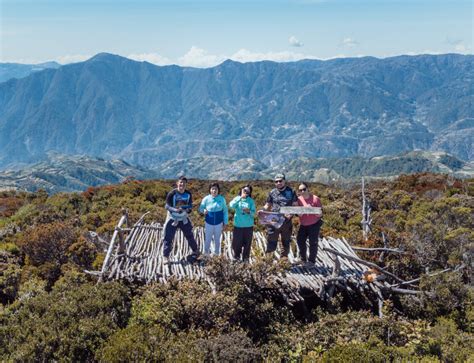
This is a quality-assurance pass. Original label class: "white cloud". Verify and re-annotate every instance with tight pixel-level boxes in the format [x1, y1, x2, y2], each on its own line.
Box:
[230, 48, 317, 63]
[178, 46, 226, 67]
[24, 46, 372, 69]
[55, 54, 92, 64]
[342, 37, 358, 48]
[128, 52, 172, 65]
[175, 47, 348, 67]
[454, 44, 466, 52]
[404, 50, 443, 56]
[443, 36, 471, 54]
[289, 36, 303, 47]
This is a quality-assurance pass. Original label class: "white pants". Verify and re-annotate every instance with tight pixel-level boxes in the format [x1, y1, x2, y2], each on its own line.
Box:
[204, 222, 223, 255]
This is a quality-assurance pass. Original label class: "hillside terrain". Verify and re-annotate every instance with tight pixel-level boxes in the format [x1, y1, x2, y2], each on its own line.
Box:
[0, 174, 472, 360]
[0, 153, 157, 193]
[0, 151, 472, 193]
[0, 53, 472, 169]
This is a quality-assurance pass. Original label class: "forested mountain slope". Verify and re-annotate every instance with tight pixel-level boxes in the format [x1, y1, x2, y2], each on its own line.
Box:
[0, 53, 472, 169]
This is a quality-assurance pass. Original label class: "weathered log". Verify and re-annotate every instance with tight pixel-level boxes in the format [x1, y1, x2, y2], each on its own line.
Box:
[322, 247, 405, 283]
[389, 266, 460, 287]
[389, 287, 422, 295]
[352, 247, 404, 253]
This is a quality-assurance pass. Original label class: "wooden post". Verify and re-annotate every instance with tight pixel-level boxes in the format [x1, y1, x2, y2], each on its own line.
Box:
[361, 178, 372, 241]
[98, 210, 128, 282]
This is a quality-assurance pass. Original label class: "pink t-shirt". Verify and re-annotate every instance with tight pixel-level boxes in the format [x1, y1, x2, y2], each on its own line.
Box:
[297, 194, 322, 226]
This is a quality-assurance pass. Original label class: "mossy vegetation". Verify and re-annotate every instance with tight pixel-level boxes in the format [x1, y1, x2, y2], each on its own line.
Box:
[0, 173, 472, 361]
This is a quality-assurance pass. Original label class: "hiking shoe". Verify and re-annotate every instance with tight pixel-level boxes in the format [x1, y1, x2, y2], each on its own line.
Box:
[186, 252, 200, 263]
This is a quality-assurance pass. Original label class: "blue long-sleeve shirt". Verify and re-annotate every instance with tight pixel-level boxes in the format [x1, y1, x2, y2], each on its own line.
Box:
[199, 194, 228, 225]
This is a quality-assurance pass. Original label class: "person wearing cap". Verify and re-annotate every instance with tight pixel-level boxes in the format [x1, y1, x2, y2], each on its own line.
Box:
[163, 176, 200, 264]
[199, 182, 229, 256]
[229, 185, 256, 262]
[296, 182, 323, 266]
[264, 173, 298, 258]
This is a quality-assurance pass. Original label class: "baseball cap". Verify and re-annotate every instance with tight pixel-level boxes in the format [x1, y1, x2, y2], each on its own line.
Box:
[274, 173, 286, 181]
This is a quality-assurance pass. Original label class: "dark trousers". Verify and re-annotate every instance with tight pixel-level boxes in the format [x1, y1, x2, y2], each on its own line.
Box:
[163, 219, 198, 257]
[266, 219, 293, 257]
[296, 219, 322, 263]
[232, 226, 254, 261]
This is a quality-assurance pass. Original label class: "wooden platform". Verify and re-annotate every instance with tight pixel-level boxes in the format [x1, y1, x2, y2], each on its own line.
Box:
[97, 214, 407, 312]
[103, 223, 367, 284]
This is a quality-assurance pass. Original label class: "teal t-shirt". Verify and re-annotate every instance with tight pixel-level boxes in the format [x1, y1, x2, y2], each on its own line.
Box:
[229, 196, 256, 228]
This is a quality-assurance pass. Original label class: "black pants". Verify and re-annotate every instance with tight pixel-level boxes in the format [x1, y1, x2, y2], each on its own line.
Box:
[266, 219, 293, 257]
[163, 219, 198, 258]
[232, 226, 253, 261]
[296, 219, 322, 263]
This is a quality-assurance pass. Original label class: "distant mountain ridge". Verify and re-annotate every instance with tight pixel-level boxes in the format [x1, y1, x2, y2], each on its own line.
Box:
[1, 151, 472, 193]
[0, 53, 472, 170]
[0, 153, 157, 194]
[0, 61, 60, 83]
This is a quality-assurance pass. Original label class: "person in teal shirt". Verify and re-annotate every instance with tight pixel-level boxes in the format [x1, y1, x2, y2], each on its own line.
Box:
[199, 182, 228, 255]
[229, 185, 256, 261]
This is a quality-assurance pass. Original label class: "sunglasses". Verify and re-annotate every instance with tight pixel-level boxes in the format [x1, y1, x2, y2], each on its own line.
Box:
[298, 188, 307, 192]
[275, 180, 284, 183]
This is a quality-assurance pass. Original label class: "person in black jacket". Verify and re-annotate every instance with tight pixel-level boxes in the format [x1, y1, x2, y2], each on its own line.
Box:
[163, 176, 199, 263]
[263, 173, 297, 259]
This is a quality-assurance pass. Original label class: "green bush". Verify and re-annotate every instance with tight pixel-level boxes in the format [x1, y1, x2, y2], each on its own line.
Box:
[0, 271, 130, 361]
[416, 318, 474, 362]
[0, 262, 21, 304]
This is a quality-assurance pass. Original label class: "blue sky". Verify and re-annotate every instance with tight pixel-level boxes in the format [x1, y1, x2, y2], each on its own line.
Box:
[0, 0, 472, 66]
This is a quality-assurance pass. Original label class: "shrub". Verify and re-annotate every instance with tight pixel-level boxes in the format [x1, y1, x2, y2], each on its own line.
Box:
[98, 326, 261, 362]
[0, 272, 131, 361]
[0, 262, 21, 304]
[400, 271, 473, 329]
[130, 279, 238, 333]
[416, 318, 474, 362]
[67, 236, 97, 268]
[18, 221, 77, 267]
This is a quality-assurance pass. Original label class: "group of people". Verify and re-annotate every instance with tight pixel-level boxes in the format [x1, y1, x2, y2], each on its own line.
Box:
[162, 174, 323, 265]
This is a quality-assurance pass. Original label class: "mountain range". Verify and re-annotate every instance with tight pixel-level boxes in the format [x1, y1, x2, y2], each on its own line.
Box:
[0, 152, 156, 194]
[1, 151, 472, 193]
[0, 53, 472, 172]
[0, 61, 60, 83]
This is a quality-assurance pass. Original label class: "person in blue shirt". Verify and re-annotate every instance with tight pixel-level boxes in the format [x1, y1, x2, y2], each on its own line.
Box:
[199, 182, 228, 256]
[229, 185, 256, 262]
[163, 176, 199, 264]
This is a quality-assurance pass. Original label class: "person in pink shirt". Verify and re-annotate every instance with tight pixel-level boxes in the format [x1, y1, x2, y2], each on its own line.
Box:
[296, 182, 323, 265]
